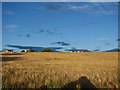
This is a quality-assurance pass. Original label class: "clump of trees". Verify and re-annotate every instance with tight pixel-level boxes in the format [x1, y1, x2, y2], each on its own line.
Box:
[28, 48, 34, 52]
[21, 48, 34, 52]
[21, 50, 25, 52]
[41, 48, 52, 52]
[20, 48, 52, 52]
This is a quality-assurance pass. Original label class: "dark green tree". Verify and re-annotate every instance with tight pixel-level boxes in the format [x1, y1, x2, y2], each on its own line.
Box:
[28, 48, 34, 52]
[21, 50, 25, 52]
[42, 48, 52, 52]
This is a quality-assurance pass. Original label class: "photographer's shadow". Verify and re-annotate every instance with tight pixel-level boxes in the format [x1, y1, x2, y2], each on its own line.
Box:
[61, 76, 97, 90]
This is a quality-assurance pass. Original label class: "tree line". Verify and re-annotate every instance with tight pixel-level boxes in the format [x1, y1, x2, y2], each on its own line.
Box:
[21, 48, 52, 52]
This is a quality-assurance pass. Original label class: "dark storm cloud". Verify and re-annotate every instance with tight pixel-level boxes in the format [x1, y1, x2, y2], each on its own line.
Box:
[117, 39, 120, 41]
[93, 49, 100, 52]
[6, 45, 63, 51]
[37, 29, 62, 36]
[51, 41, 70, 46]
[26, 34, 30, 38]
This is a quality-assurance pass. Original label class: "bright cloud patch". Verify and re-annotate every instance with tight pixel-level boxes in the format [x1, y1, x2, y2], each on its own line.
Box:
[4, 25, 19, 29]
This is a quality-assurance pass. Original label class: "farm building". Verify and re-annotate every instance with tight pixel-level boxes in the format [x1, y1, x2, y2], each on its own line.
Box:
[4, 49, 13, 53]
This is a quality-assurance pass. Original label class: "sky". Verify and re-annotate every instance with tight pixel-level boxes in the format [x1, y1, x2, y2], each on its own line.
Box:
[2, 2, 118, 51]
[1, 0, 120, 2]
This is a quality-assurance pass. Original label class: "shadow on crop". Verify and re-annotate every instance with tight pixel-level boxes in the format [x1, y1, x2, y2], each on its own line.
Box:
[39, 76, 97, 90]
[1, 57, 22, 62]
[61, 76, 97, 90]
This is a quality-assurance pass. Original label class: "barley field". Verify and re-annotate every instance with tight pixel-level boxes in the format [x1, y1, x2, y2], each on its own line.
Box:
[1, 52, 118, 89]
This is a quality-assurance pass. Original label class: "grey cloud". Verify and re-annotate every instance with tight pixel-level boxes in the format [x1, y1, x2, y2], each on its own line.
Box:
[98, 37, 111, 41]
[37, 29, 62, 36]
[104, 42, 111, 45]
[26, 34, 30, 38]
[4, 11, 15, 15]
[42, 2, 66, 11]
[51, 41, 70, 46]
[17, 34, 30, 38]
[37, 29, 54, 35]
[36, 2, 117, 15]
[90, 2, 118, 14]
[40, 3, 90, 11]
[17, 34, 22, 37]
[38, 29, 45, 33]
[45, 4, 62, 10]
[4, 24, 19, 29]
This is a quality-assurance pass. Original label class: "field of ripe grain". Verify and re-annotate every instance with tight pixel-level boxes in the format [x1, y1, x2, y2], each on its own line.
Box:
[1, 52, 118, 89]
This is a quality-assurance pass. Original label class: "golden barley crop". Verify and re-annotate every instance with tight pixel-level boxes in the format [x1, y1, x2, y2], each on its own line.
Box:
[1, 52, 118, 89]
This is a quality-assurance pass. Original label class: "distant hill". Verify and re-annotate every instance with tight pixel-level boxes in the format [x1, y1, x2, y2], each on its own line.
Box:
[104, 48, 120, 52]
